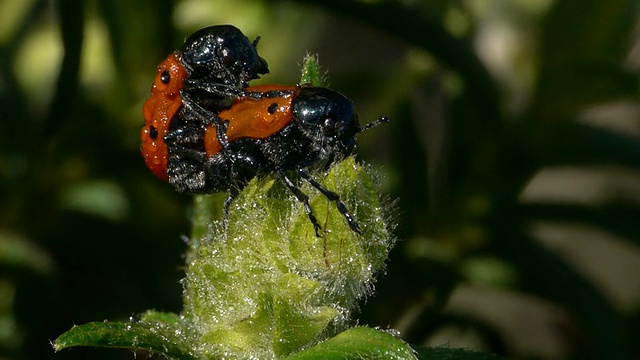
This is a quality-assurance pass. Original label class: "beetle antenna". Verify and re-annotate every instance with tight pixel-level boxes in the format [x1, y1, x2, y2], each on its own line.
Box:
[359, 116, 390, 133]
[252, 36, 261, 48]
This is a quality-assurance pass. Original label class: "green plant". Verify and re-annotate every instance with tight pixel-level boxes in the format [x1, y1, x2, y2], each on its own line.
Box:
[52, 56, 415, 359]
[52, 53, 504, 359]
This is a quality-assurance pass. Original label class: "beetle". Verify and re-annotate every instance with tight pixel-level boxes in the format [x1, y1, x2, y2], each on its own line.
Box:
[164, 84, 388, 235]
[141, 25, 269, 180]
[141, 25, 388, 235]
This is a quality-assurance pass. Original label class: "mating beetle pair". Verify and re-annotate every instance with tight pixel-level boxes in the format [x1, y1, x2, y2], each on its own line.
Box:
[141, 25, 387, 235]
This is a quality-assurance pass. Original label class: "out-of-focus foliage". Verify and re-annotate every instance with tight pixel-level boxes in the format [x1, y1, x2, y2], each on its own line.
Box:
[0, 0, 638, 359]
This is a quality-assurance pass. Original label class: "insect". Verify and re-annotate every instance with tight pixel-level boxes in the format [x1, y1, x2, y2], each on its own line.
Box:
[141, 25, 388, 235]
[163, 84, 389, 235]
[178, 24, 269, 113]
[141, 25, 269, 181]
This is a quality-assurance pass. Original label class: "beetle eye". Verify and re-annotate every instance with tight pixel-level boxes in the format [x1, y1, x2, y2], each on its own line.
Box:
[149, 125, 158, 139]
[323, 117, 335, 135]
[160, 70, 171, 84]
[220, 47, 236, 67]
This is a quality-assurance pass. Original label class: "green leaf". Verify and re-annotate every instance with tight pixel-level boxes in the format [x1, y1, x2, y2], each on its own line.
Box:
[139, 309, 184, 326]
[53, 315, 196, 360]
[287, 327, 417, 360]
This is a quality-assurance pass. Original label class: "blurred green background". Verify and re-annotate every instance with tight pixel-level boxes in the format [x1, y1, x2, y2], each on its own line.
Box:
[1, 0, 639, 359]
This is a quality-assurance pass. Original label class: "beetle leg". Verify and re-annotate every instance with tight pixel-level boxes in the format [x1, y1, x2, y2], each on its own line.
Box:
[297, 168, 362, 234]
[222, 184, 240, 235]
[278, 170, 322, 237]
[216, 120, 231, 150]
[182, 79, 243, 98]
[180, 90, 225, 126]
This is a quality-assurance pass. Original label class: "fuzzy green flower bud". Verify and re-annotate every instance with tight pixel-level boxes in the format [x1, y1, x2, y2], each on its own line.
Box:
[183, 157, 395, 358]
